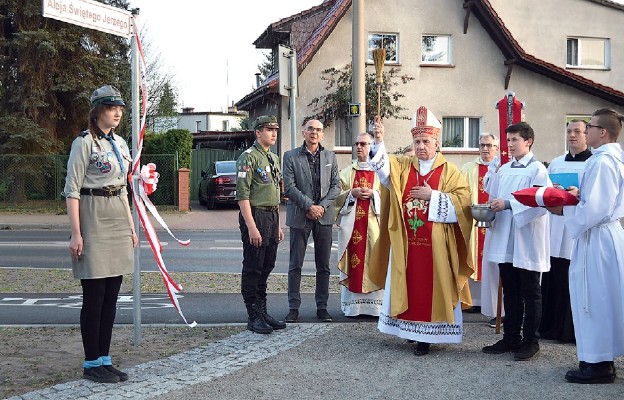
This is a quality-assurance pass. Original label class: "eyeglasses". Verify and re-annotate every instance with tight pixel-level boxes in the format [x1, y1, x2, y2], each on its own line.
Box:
[354, 142, 370, 147]
[306, 126, 323, 132]
[586, 123, 604, 130]
[479, 143, 496, 149]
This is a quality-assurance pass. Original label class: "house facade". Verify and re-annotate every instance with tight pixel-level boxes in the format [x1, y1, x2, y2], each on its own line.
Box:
[236, 0, 624, 169]
[177, 107, 247, 133]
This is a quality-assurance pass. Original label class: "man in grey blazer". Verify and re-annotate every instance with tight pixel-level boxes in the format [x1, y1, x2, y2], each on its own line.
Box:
[283, 119, 341, 322]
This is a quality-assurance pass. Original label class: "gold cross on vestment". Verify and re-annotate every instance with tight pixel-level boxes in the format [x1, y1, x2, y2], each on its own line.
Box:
[351, 229, 363, 245]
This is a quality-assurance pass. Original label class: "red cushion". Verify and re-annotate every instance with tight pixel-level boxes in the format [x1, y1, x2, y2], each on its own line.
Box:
[512, 186, 579, 207]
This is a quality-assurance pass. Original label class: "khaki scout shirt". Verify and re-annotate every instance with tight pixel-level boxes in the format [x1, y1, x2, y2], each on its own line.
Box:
[236, 141, 281, 207]
[62, 130, 132, 199]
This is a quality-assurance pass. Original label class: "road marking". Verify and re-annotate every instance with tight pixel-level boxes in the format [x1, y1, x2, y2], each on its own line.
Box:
[0, 294, 177, 310]
[0, 241, 167, 248]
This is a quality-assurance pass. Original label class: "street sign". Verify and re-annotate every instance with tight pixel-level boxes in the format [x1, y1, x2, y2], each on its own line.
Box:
[348, 103, 361, 117]
[278, 44, 298, 98]
[42, 0, 132, 38]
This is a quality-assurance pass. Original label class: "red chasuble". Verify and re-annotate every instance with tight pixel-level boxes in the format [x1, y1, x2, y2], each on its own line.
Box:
[475, 163, 488, 281]
[398, 165, 443, 322]
[346, 170, 375, 293]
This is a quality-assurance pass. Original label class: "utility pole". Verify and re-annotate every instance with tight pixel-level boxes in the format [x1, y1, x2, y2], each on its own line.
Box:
[351, 0, 366, 159]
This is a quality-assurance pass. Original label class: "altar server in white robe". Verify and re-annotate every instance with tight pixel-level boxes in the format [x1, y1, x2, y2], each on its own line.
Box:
[482, 122, 551, 361]
[548, 108, 624, 384]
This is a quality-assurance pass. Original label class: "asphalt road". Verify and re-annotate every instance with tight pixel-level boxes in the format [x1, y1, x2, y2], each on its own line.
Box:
[0, 292, 489, 326]
[0, 229, 339, 275]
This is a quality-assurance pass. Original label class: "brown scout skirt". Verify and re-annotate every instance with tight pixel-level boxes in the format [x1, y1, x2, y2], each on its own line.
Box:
[72, 193, 134, 279]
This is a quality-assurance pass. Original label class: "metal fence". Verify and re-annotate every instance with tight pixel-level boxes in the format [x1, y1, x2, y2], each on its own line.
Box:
[0, 154, 177, 206]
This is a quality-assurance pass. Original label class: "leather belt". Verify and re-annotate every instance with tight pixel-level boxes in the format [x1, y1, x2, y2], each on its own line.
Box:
[252, 205, 279, 212]
[80, 188, 122, 197]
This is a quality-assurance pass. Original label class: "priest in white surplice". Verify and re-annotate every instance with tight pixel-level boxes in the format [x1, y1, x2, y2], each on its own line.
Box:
[539, 119, 591, 344]
[548, 108, 624, 384]
[335, 131, 384, 317]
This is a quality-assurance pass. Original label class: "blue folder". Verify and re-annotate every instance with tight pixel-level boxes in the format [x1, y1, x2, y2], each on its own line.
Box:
[549, 172, 579, 189]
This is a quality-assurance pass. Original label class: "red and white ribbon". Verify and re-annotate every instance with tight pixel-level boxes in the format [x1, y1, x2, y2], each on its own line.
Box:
[534, 186, 547, 207]
[131, 16, 196, 327]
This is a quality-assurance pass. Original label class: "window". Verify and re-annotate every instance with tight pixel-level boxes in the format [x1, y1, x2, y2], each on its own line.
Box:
[441, 117, 481, 149]
[422, 35, 451, 65]
[222, 120, 230, 131]
[367, 33, 398, 64]
[566, 37, 609, 69]
[335, 118, 353, 148]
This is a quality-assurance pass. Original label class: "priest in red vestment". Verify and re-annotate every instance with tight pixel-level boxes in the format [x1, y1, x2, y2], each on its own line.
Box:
[335, 131, 384, 316]
[368, 106, 474, 356]
[460, 133, 499, 315]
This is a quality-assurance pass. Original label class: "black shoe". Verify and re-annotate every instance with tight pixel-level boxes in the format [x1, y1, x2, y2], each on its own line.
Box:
[464, 306, 481, 313]
[316, 309, 333, 322]
[513, 342, 540, 361]
[285, 309, 299, 323]
[247, 303, 273, 334]
[488, 317, 505, 328]
[414, 342, 430, 356]
[565, 362, 616, 384]
[482, 339, 521, 354]
[259, 299, 286, 330]
[83, 366, 120, 383]
[104, 365, 128, 382]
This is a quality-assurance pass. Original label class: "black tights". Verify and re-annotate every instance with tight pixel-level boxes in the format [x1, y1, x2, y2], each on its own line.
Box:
[80, 276, 122, 361]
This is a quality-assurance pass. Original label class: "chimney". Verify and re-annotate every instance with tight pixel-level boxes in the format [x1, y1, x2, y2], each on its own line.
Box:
[255, 72, 261, 88]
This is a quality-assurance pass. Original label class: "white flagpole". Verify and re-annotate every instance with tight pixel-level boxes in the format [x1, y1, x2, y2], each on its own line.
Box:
[131, 8, 142, 346]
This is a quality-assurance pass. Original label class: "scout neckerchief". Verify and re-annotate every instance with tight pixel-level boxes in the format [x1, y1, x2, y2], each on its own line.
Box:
[253, 143, 279, 188]
[95, 127, 126, 177]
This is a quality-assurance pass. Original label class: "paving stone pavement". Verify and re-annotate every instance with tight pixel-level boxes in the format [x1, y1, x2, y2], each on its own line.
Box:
[6, 324, 334, 400]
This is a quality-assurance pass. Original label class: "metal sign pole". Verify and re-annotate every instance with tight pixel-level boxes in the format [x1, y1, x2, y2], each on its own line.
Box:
[289, 51, 297, 150]
[130, 9, 142, 346]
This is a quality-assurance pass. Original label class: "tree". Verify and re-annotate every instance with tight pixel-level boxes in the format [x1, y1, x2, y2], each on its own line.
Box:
[305, 64, 414, 128]
[156, 82, 178, 116]
[138, 25, 179, 133]
[0, 0, 131, 201]
[257, 50, 275, 82]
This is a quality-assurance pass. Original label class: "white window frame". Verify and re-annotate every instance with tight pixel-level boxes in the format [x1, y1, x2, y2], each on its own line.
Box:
[421, 35, 452, 65]
[334, 118, 353, 150]
[441, 117, 481, 150]
[367, 33, 399, 64]
[566, 37, 610, 70]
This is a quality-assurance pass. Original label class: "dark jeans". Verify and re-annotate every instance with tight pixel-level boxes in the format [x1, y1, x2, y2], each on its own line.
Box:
[288, 220, 332, 310]
[499, 262, 542, 344]
[80, 275, 123, 361]
[239, 209, 279, 307]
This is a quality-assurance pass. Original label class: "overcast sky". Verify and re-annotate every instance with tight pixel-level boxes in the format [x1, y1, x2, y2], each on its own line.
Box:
[127, 0, 322, 112]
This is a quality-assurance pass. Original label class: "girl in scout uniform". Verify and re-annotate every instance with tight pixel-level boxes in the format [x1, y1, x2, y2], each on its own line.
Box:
[63, 85, 138, 384]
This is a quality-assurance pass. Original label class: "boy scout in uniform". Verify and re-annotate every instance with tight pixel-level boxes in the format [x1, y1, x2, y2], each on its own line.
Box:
[236, 115, 286, 334]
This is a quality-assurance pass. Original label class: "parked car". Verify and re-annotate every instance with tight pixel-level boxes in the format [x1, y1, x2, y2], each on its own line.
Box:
[198, 160, 237, 209]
